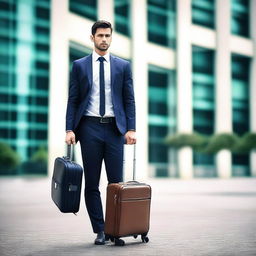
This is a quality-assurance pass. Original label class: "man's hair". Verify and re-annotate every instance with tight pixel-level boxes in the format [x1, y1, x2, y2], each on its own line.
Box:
[91, 20, 113, 35]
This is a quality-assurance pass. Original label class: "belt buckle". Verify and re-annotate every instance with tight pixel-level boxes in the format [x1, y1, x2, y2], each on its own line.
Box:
[100, 117, 109, 123]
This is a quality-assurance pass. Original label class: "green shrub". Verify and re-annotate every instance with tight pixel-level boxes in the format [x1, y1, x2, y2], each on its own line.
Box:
[165, 133, 209, 151]
[31, 146, 48, 164]
[203, 133, 239, 154]
[166, 132, 256, 155]
[0, 141, 20, 174]
[21, 146, 48, 174]
[232, 132, 256, 154]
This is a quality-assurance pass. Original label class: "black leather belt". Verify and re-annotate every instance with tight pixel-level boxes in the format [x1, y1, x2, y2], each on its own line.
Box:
[83, 116, 115, 124]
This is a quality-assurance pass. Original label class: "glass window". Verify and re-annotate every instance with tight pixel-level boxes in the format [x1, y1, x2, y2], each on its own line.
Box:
[28, 112, 48, 123]
[35, 60, 49, 71]
[29, 129, 48, 140]
[69, 0, 97, 21]
[69, 43, 91, 73]
[114, 0, 130, 36]
[0, 71, 9, 86]
[0, 128, 17, 139]
[35, 42, 49, 52]
[192, 46, 215, 167]
[35, 6, 50, 20]
[34, 26, 50, 37]
[192, 0, 215, 28]
[148, 65, 176, 176]
[69, 43, 91, 63]
[231, 0, 249, 37]
[232, 54, 250, 135]
[32, 75, 49, 90]
[28, 96, 48, 106]
[0, 1, 17, 12]
[149, 141, 168, 163]
[231, 54, 250, 173]
[147, 0, 176, 48]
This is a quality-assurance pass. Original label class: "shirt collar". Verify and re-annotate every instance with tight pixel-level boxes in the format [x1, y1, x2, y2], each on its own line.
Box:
[93, 51, 110, 63]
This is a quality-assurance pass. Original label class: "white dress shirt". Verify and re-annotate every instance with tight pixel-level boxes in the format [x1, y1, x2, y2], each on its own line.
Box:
[85, 51, 114, 117]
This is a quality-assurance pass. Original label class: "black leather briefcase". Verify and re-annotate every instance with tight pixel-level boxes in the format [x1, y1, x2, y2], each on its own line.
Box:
[51, 145, 83, 214]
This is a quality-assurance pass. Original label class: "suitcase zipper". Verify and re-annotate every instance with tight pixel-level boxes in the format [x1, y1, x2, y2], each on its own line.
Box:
[121, 197, 151, 202]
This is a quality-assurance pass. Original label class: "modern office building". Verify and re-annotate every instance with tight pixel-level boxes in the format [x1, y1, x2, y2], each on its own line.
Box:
[1, 0, 255, 178]
[0, 0, 50, 173]
[49, 0, 256, 179]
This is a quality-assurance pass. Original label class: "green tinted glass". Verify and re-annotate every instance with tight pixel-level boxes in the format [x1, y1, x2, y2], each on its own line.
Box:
[0, 0, 50, 174]
[147, 0, 176, 48]
[69, 0, 97, 20]
[231, 54, 250, 172]
[148, 65, 176, 167]
[192, 46, 215, 166]
[192, 0, 215, 28]
[231, 0, 249, 37]
[114, 0, 130, 36]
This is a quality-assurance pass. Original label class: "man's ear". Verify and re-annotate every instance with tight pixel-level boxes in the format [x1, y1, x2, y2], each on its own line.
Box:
[90, 35, 94, 42]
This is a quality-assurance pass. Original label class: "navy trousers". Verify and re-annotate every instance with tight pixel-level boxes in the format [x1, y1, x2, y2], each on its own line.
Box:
[77, 116, 124, 233]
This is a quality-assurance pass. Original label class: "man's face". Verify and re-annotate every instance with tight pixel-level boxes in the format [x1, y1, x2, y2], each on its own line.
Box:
[91, 28, 112, 52]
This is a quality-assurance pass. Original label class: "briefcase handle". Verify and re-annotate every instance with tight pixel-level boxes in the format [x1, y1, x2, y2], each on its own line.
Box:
[66, 144, 73, 161]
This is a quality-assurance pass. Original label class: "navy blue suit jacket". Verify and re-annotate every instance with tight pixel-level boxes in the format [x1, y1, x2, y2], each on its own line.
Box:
[66, 54, 136, 137]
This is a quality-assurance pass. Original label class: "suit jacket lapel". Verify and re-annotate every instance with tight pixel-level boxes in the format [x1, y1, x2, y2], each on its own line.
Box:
[110, 55, 116, 91]
[84, 54, 92, 89]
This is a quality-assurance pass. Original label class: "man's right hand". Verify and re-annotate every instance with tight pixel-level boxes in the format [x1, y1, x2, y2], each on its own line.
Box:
[65, 131, 76, 145]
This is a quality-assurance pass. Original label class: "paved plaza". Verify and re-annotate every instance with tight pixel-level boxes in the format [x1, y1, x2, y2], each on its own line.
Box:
[0, 176, 256, 256]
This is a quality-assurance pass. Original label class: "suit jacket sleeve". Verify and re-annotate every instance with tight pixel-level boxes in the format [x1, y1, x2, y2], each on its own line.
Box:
[123, 62, 136, 131]
[66, 61, 79, 131]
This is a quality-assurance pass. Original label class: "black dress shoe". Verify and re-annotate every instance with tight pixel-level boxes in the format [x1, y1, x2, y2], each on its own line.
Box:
[94, 231, 105, 245]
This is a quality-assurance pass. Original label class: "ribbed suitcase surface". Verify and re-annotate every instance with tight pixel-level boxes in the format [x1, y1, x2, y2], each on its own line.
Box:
[51, 155, 83, 214]
[105, 181, 151, 239]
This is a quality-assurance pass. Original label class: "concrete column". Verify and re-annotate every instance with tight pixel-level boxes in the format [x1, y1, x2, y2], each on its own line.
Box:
[48, 0, 69, 175]
[130, 0, 148, 181]
[215, 0, 232, 178]
[250, 0, 256, 176]
[98, 0, 114, 26]
[177, 0, 193, 179]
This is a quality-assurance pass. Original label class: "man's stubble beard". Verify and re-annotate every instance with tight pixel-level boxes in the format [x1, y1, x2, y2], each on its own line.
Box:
[95, 43, 110, 52]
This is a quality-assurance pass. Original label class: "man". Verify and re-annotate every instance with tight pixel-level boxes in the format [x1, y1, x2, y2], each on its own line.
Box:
[65, 20, 136, 245]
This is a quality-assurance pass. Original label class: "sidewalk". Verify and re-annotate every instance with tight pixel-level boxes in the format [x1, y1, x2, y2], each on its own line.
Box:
[0, 177, 256, 256]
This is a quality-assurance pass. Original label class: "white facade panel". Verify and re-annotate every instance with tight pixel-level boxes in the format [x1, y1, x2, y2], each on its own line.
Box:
[191, 25, 216, 49]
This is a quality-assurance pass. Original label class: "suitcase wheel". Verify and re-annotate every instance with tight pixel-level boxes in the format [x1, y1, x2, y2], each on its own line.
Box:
[141, 235, 149, 243]
[114, 238, 125, 246]
[105, 235, 114, 242]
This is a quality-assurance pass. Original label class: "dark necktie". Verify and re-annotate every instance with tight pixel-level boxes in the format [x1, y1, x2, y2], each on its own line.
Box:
[98, 56, 105, 117]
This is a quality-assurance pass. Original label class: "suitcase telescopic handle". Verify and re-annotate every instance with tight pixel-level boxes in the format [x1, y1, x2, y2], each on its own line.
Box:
[124, 144, 136, 181]
[132, 144, 136, 181]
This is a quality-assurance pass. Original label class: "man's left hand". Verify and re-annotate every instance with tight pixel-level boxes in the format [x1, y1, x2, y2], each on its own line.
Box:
[125, 131, 136, 144]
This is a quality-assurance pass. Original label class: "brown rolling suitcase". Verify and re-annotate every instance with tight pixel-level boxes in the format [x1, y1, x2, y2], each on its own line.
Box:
[104, 145, 152, 246]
